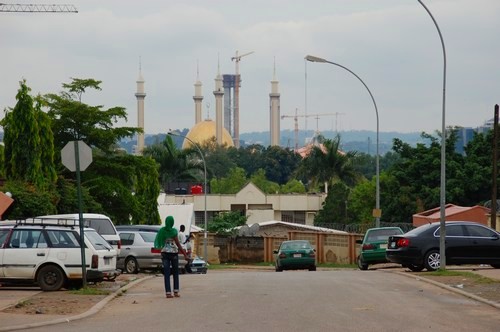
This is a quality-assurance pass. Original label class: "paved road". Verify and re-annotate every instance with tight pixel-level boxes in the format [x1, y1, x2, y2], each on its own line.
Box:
[15, 269, 500, 332]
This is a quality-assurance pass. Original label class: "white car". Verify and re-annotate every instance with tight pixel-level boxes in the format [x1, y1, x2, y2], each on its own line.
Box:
[35, 213, 122, 254]
[0, 220, 120, 291]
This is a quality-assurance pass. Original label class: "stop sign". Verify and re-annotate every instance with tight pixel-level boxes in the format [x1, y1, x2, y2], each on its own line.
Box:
[61, 141, 93, 172]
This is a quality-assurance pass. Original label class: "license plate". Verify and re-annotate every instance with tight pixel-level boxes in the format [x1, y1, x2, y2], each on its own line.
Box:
[191, 268, 197, 272]
[293, 253, 301, 258]
[379, 243, 387, 249]
[104, 258, 110, 265]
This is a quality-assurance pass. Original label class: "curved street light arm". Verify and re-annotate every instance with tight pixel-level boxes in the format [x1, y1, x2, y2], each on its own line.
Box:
[417, 0, 447, 269]
[305, 55, 381, 227]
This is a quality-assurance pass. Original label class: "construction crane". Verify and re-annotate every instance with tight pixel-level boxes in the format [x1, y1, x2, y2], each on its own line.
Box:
[0, 3, 78, 12]
[281, 110, 344, 151]
[231, 50, 254, 148]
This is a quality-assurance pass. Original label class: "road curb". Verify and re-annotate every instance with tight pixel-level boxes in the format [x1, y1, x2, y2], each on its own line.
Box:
[0, 275, 154, 332]
[389, 270, 500, 310]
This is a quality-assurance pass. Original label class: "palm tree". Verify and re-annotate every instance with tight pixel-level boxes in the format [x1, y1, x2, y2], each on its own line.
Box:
[296, 135, 358, 193]
[143, 135, 204, 189]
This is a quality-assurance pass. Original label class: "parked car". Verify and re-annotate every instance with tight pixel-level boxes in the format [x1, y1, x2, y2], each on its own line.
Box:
[35, 213, 122, 254]
[117, 229, 163, 273]
[187, 256, 208, 274]
[0, 219, 120, 291]
[274, 240, 316, 272]
[386, 221, 500, 271]
[116, 225, 188, 274]
[356, 227, 404, 270]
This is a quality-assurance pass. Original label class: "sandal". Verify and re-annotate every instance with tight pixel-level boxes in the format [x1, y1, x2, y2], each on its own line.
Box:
[174, 292, 180, 298]
[166, 293, 173, 298]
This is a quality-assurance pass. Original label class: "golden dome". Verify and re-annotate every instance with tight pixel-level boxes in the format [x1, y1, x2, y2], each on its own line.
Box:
[182, 119, 234, 149]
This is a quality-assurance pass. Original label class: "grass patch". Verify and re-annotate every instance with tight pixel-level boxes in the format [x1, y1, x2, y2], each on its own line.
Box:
[422, 270, 498, 284]
[68, 287, 111, 296]
[15, 300, 31, 308]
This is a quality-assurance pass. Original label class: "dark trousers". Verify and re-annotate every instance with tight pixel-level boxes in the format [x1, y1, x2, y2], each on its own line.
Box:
[161, 252, 179, 293]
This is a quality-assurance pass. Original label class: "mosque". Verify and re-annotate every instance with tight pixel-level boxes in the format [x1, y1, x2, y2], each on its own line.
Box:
[133, 61, 281, 154]
[134, 62, 326, 228]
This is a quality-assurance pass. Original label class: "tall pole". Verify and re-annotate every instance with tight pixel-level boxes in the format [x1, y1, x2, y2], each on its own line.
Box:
[417, 0, 447, 270]
[492, 104, 499, 230]
[305, 55, 381, 227]
[168, 132, 208, 262]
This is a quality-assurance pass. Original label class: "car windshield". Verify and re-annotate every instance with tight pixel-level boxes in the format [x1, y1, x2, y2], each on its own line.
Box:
[281, 241, 312, 250]
[366, 228, 403, 242]
[85, 230, 112, 250]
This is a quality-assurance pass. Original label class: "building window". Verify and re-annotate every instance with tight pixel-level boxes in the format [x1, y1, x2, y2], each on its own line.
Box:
[194, 211, 217, 227]
[281, 211, 306, 225]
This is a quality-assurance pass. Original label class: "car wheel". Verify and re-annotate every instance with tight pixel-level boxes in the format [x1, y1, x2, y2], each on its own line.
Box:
[275, 263, 283, 272]
[407, 264, 425, 272]
[357, 256, 369, 271]
[37, 265, 65, 291]
[125, 257, 139, 274]
[308, 265, 316, 271]
[491, 264, 500, 269]
[424, 250, 440, 271]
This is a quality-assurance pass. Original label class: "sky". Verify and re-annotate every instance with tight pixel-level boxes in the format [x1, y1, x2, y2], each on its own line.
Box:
[1, 0, 499, 136]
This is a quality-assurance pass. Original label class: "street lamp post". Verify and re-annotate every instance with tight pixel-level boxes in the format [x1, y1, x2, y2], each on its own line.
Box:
[168, 131, 208, 262]
[305, 55, 381, 227]
[417, 0, 447, 270]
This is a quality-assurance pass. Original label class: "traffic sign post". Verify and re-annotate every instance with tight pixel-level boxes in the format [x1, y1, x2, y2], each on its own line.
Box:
[62, 141, 92, 287]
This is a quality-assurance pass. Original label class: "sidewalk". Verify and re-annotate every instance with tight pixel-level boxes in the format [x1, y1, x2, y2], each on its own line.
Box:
[1, 266, 499, 331]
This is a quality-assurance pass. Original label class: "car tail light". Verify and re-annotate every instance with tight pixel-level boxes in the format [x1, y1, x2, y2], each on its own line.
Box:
[397, 238, 410, 247]
[309, 251, 315, 258]
[279, 253, 286, 259]
[91, 254, 98, 269]
[151, 247, 161, 254]
[362, 243, 375, 250]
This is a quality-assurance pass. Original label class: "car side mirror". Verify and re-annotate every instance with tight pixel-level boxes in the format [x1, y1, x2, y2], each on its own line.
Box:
[273, 250, 278, 254]
[356, 239, 362, 245]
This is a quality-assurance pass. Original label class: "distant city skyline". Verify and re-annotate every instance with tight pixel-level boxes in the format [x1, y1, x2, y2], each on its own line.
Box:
[1, 0, 499, 135]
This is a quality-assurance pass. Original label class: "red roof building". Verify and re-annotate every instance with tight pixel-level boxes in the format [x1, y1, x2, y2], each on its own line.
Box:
[412, 204, 490, 227]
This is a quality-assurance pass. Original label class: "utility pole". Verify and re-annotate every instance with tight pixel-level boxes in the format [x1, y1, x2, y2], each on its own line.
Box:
[231, 50, 254, 148]
[0, 3, 78, 12]
[492, 104, 499, 230]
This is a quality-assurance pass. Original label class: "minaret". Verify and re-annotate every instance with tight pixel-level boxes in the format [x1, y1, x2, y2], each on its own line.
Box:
[213, 57, 224, 145]
[135, 60, 146, 155]
[193, 61, 203, 124]
[269, 58, 280, 146]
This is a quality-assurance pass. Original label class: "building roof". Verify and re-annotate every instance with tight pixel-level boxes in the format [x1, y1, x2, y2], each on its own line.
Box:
[256, 220, 348, 234]
[413, 204, 490, 220]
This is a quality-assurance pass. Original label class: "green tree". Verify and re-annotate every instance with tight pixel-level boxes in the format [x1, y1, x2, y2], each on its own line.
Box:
[0, 180, 57, 219]
[314, 182, 350, 226]
[44, 78, 140, 153]
[143, 135, 203, 189]
[260, 146, 301, 185]
[250, 169, 280, 194]
[296, 135, 359, 192]
[207, 211, 247, 235]
[210, 167, 247, 194]
[0, 80, 49, 188]
[81, 154, 160, 225]
[280, 179, 306, 194]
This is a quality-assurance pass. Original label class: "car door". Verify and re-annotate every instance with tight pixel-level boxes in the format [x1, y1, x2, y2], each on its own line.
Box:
[0, 228, 12, 277]
[463, 224, 500, 263]
[443, 224, 471, 263]
[3, 229, 50, 279]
